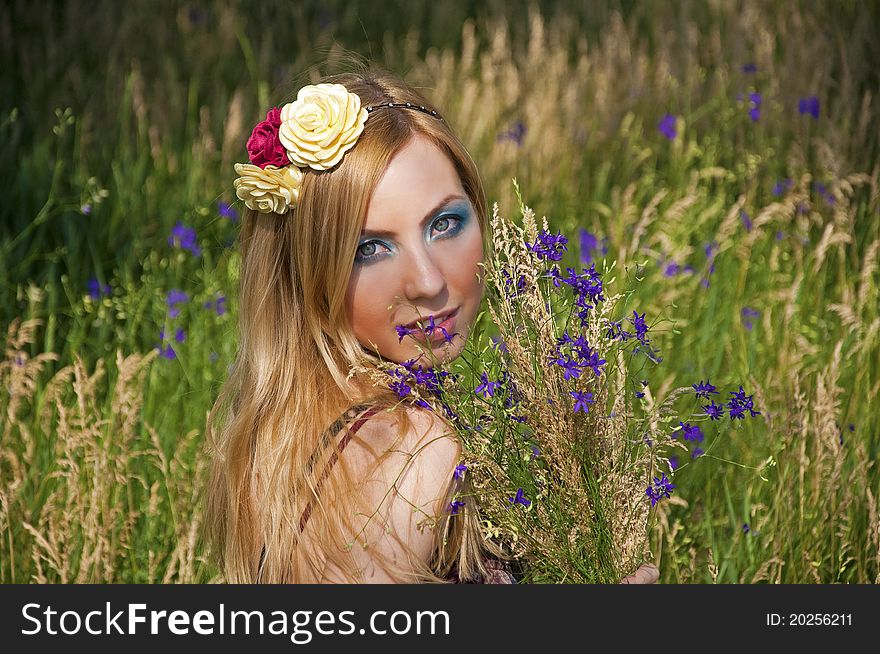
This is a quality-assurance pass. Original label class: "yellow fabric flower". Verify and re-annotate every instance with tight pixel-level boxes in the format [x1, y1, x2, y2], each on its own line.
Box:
[278, 83, 368, 171]
[233, 164, 303, 214]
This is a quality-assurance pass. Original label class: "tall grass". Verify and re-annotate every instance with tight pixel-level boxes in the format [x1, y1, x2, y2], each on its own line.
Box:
[1, 0, 877, 583]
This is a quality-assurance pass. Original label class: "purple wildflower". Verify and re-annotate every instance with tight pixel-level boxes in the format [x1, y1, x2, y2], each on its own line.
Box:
[678, 421, 704, 443]
[629, 311, 649, 342]
[554, 357, 583, 381]
[798, 96, 820, 119]
[692, 380, 718, 399]
[703, 400, 725, 420]
[727, 385, 761, 418]
[772, 178, 794, 197]
[167, 289, 190, 318]
[658, 113, 677, 140]
[497, 121, 526, 145]
[635, 391, 645, 399]
[157, 344, 176, 360]
[742, 63, 757, 73]
[81, 204, 92, 215]
[389, 379, 412, 399]
[740, 209, 753, 232]
[526, 230, 569, 262]
[578, 229, 608, 265]
[508, 488, 531, 508]
[453, 464, 467, 480]
[395, 325, 413, 343]
[570, 390, 595, 414]
[168, 221, 201, 256]
[581, 349, 606, 377]
[668, 456, 679, 471]
[218, 201, 239, 222]
[691, 447, 704, 459]
[645, 473, 675, 507]
[87, 278, 111, 300]
[741, 307, 760, 330]
[174, 328, 186, 343]
[440, 327, 459, 343]
[475, 372, 501, 398]
[742, 523, 750, 534]
[663, 262, 681, 277]
[449, 500, 466, 515]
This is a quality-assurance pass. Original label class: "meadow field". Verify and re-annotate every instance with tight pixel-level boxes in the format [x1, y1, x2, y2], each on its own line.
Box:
[1, 0, 878, 583]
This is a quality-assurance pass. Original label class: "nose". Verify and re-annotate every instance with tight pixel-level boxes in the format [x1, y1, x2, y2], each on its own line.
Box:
[402, 243, 447, 302]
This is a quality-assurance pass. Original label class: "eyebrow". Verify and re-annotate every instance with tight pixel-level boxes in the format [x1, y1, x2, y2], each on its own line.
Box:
[360, 193, 469, 239]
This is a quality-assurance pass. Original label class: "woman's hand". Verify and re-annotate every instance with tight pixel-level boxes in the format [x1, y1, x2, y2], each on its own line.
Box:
[619, 563, 659, 584]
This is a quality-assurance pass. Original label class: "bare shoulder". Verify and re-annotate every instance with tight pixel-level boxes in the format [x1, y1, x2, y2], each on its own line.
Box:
[336, 404, 461, 582]
[347, 404, 461, 485]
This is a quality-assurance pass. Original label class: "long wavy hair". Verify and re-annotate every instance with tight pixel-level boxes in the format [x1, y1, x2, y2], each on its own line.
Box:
[204, 68, 494, 583]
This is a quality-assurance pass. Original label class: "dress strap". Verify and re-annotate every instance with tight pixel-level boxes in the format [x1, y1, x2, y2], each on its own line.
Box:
[298, 404, 383, 531]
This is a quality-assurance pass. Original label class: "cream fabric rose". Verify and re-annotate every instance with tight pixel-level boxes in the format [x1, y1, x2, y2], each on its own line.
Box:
[278, 83, 368, 171]
[233, 163, 303, 214]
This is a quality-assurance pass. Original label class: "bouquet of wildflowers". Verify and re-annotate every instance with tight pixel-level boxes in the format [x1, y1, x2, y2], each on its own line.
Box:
[357, 183, 764, 583]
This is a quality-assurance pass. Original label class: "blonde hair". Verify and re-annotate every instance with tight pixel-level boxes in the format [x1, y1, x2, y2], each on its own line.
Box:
[204, 68, 494, 583]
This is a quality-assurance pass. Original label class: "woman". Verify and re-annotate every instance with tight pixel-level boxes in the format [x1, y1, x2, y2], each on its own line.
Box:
[204, 67, 658, 585]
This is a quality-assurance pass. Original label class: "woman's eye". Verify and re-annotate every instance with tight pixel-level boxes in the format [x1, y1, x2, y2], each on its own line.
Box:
[432, 215, 462, 238]
[355, 240, 390, 263]
[357, 242, 377, 257]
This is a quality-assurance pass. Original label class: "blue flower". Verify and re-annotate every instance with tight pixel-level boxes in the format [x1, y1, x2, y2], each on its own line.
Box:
[497, 121, 526, 145]
[658, 113, 677, 140]
[475, 372, 501, 398]
[727, 385, 761, 418]
[570, 390, 594, 414]
[742, 523, 750, 534]
[741, 307, 760, 330]
[678, 421, 704, 443]
[645, 473, 675, 507]
[554, 357, 583, 381]
[167, 289, 190, 318]
[703, 400, 725, 420]
[174, 328, 186, 343]
[156, 344, 176, 360]
[526, 230, 568, 262]
[691, 447, 704, 459]
[87, 278, 111, 300]
[508, 488, 531, 508]
[218, 201, 239, 222]
[772, 178, 794, 197]
[389, 379, 412, 399]
[453, 464, 467, 480]
[668, 456, 679, 471]
[578, 229, 608, 266]
[168, 221, 201, 256]
[798, 96, 820, 119]
[629, 311, 649, 342]
[449, 500, 466, 515]
[395, 325, 413, 343]
[692, 380, 718, 399]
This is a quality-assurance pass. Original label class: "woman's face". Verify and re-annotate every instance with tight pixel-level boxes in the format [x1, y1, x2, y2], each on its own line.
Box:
[345, 135, 484, 366]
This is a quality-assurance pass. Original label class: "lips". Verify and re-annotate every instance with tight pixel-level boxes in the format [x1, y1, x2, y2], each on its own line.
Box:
[403, 307, 458, 331]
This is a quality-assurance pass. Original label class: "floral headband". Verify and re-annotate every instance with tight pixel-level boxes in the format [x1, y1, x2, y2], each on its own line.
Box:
[234, 83, 442, 215]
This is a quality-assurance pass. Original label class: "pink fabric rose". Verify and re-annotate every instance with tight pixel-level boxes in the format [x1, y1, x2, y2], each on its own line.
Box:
[246, 107, 288, 168]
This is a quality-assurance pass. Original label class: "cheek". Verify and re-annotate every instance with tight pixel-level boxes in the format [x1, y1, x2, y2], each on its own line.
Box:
[447, 229, 484, 300]
[346, 266, 396, 341]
